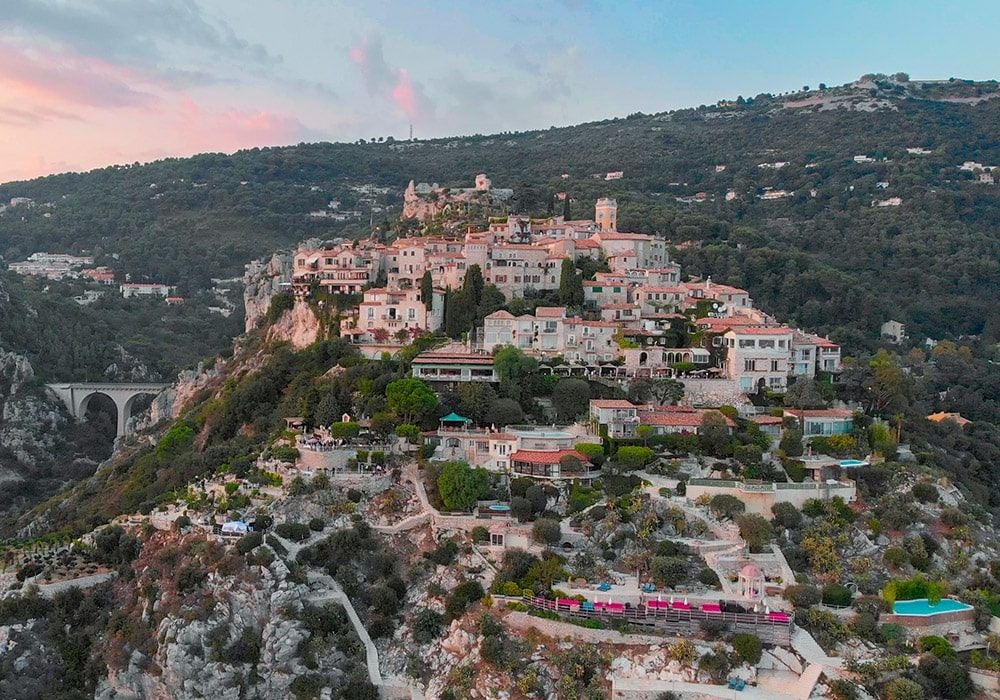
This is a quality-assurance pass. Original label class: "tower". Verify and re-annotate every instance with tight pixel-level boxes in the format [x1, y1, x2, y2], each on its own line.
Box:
[595, 197, 618, 232]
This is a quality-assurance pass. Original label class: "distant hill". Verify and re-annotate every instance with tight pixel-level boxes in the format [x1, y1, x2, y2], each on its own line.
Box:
[0, 75, 997, 355]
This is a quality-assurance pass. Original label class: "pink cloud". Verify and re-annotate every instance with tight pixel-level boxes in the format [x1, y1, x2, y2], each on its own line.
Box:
[348, 36, 432, 121]
[173, 96, 311, 152]
[0, 41, 158, 111]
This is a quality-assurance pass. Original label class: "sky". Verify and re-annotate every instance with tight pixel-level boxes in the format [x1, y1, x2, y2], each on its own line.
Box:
[1, 0, 998, 183]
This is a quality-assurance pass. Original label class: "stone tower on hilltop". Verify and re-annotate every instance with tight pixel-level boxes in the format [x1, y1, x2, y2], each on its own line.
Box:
[595, 197, 618, 232]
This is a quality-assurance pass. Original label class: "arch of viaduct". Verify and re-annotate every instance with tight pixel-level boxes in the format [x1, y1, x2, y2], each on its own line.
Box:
[46, 383, 170, 438]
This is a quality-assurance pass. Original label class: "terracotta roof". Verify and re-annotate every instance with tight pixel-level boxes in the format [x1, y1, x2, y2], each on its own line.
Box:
[590, 400, 637, 409]
[511, 449, 590, 465]
[485, 310, 515, 319]
[642, 408, 735, 428]
[728, 326, 793, 336]
[535, 306, 567, 317]
[751, 415, 784, 425]
[413, 353, 494, 365]
[927, 411, 971, 426]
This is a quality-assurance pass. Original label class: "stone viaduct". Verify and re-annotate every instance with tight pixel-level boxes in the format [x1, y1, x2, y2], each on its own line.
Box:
[46, 383, 170, 438]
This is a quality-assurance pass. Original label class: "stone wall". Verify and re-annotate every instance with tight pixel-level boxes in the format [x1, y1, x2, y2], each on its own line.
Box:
[880, 609, 977, 633]
[686, 480, 857, 516]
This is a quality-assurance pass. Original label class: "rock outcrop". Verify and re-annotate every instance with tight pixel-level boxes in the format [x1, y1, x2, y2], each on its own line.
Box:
[243, 253, 294, 333]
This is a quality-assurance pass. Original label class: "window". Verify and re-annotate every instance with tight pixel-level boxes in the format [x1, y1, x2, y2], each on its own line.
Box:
[759, 339, 775, 349]
[778, 340, 787, 348]
[408, 308, 416, 320]
[744, 359, 756, 372]
[739, 339, 756, 348]
[367, 308, 374, 319]
[712, 336, 724, 347]
[771, 360, 780, 372]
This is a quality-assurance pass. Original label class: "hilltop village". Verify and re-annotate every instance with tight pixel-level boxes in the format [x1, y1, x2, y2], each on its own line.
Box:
[291, 178, 842, 404]
[2, 173, 998, 700]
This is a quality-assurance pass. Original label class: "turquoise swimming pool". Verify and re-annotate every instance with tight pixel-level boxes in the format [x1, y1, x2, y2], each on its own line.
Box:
[892, 598, 973, 616]
[839, 459, 869, 468]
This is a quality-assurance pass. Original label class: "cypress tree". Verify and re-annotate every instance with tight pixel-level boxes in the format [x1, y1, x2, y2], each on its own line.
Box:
[420, 270, 434, 311]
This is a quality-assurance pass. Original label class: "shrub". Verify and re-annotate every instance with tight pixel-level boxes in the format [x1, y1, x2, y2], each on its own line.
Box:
[731, 633, 763, 665]
[275, 522, 312, 541]
[783, 584, 821, 609]
[771, 502, 802, 529]
[918, 635, 955, 660]
[884, 677, 925, 700]
[266, 292, 295, 322]
[445, 580, 485, 619]
[651, 556, 688, 588]
[884, 546, 909, 567]
[395, 423, 420, 443]
[471, 526, 489, 543]
[424, 539, 459, 566]
[828, 679, 859, 700]
[308, 518, 325, 532]
[236, 531, 263, 555]
[174, 515, 192, 530]
[709, 494, 745, 520]
[511, 497, 533, 522]
[176, 564, 206, 593]
[698, 568, 721, 587]
[615, 445, 654, 470]
[270, 445, 300, 462]
[290, 673, 326, 700]
[823, 584, 853, 607]
[911, 482, 939, 503]
[532, 519, 562, 545]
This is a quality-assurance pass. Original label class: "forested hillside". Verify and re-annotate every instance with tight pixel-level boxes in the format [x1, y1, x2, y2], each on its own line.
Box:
[0, 75, 997, 359]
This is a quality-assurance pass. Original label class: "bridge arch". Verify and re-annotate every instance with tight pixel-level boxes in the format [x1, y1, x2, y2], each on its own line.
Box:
[47, 383, 170, 438]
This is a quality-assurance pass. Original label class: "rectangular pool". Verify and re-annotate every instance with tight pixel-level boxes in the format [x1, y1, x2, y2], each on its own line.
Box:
[892, 598, 973, 616]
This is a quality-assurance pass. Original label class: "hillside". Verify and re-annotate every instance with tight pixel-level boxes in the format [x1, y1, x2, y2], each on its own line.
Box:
[0, 76, 996, 356]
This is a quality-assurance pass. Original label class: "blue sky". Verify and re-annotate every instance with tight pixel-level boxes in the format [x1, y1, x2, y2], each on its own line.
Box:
[1, 0, 997, 182]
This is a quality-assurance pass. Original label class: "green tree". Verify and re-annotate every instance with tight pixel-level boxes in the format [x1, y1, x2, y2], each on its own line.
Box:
[532, 519, 561, 545]
[464, 264, 485, 308]
[558, 258, 584, 307]
[493, 346, 539, 407]
[458, 382, 499, 425]
[731, 633, 763, 665]
[780, 425, 804, 457]
[735, 514, 773, 552]
[552, 378, 590, 421]
[651, 556, 688, 587]
[420, 270, 434, 311]
[698, 411, 731, 456]
[771, 502, 802, 529]
[386, 378, 438, 423]
[436, 461, 490, 511]
[709, 494, 745, 520]
[484, 398, 523, 427]
[785, 378, 827, 409]
[615, 446, 654, 470]
[651, 378, 685, 405]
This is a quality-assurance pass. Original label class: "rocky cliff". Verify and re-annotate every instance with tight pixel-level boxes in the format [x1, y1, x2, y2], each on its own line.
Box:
[0, 349, 103, 521]
[243, 253, 293, 333]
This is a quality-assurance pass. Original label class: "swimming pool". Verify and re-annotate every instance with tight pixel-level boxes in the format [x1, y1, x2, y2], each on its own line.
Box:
[839, 459, 869, 468]
[487, 504, 511, 512]
[892, 598, 973, 616]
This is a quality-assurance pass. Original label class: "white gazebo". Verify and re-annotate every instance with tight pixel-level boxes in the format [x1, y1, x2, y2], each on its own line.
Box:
[738, 563, 765, 600]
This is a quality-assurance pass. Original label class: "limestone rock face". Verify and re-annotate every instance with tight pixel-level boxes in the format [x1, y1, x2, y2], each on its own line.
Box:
[267, 300, 322, 349]
[243, 252, 294, 333]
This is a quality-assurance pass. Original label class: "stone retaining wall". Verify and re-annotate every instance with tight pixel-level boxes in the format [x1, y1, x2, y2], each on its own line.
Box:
[880, 608, 977, 632]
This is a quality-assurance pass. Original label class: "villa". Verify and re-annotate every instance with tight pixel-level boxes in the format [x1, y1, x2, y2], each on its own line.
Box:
[430, 413, 598, 482]
[784, 408, 855, 436]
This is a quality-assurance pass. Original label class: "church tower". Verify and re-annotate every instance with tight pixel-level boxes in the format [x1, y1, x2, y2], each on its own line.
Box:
[595, 197, 618, 232]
